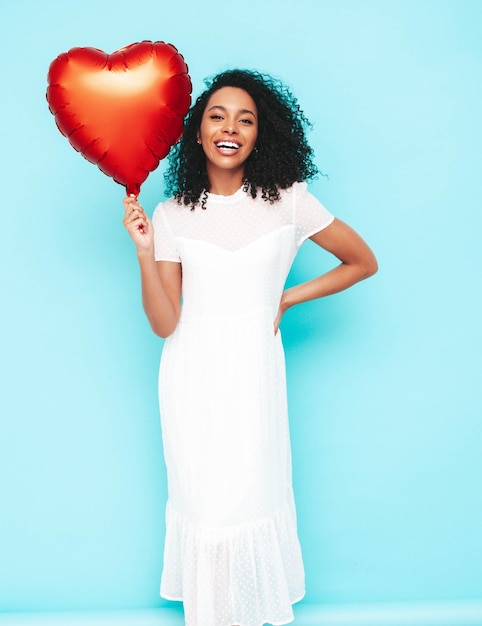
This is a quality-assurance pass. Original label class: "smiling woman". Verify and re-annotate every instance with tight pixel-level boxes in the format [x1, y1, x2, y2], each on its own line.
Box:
[122, 69, 377, 626]
[196, 87, 258, 192]
[165, 70, 322, 210]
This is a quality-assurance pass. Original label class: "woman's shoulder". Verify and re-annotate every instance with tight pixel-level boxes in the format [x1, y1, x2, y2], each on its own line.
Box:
[278, 181, 308, 197]
[152, 196, 185, 219]
[155, 195, 182, 209]
[275, 181, 310, 205]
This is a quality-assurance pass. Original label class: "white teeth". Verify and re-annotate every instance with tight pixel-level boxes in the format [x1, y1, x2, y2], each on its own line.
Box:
[215, 141, 240, 149]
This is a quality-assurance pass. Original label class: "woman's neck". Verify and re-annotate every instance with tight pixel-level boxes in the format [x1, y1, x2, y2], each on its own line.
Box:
[206, 167, 244, 196]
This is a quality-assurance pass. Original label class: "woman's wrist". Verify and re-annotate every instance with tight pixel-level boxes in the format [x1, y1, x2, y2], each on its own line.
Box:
[280, 288, 296, 313]
[136, 246, 155, 263]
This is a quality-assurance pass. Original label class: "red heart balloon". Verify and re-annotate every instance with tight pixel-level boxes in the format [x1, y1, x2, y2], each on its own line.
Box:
[46, 41, 192, 196]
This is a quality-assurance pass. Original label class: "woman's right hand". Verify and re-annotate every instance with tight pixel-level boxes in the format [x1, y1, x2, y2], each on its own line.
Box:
[122, 195, 154, 255]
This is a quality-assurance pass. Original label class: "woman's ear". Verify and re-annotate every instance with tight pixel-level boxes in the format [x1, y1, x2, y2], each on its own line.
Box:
[196, 133, 202, 145]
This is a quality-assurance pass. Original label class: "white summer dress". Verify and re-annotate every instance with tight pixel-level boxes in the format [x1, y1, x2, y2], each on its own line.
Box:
[152, 182, 334, 626]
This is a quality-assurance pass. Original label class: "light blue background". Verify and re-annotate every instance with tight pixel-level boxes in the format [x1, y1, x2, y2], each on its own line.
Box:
[1, 0, 481, 617]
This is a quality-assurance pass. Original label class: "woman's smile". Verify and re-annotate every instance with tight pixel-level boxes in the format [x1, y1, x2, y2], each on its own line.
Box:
[214, 139, 241, 155]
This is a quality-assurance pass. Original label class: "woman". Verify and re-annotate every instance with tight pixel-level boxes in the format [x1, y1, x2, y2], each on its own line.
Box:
[123, 69, 377, 626]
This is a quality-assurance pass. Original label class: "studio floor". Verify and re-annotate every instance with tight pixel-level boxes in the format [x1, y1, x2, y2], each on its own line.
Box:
[2, 602, 482, 626]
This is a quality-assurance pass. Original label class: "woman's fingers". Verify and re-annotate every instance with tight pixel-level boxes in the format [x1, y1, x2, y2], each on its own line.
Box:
[122, 196, 154, 250]
[126, 215, 148, 236]
[124, 208, 144, 224]
[123, 196, 147, 229]
[123, 195, 143, 215]
[273, 307, 282, 335]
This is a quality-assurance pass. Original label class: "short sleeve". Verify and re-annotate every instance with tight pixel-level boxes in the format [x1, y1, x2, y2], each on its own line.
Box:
[293, 182, 335, 247]
[152, 202, 181, 262]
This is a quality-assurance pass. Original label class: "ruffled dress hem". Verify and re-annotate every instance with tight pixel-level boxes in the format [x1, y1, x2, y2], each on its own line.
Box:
[160, 502, 305, 626]
[158, 593, 306, 626]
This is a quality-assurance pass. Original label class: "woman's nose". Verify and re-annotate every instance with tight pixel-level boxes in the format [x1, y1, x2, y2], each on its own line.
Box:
[222, 120, 237, 134]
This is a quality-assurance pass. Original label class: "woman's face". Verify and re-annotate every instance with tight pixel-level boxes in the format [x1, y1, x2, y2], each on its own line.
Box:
[197, 87, 258, 180]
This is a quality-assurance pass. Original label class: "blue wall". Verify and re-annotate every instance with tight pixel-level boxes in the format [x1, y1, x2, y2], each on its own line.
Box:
[1, 0, 481, 614]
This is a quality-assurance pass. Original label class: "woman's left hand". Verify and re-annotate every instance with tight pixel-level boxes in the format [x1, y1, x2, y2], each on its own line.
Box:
[273, 295, 288, 335]
[272, 218, 378, 335]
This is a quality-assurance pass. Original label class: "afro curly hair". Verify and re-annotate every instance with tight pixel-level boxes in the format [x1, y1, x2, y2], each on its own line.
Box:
[164, 69, 319, 209]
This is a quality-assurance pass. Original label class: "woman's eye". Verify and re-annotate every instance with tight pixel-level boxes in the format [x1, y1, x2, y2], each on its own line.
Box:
[241, 118, 254, 125]
[210, 114, 223, 120]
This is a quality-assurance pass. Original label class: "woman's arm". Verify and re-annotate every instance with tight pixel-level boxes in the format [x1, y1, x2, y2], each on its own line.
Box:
[274, 218, 378, 332]
[123, 196, 181, 338]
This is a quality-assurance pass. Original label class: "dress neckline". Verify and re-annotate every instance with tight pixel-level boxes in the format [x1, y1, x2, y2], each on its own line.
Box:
[205, 186, 245, 203]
